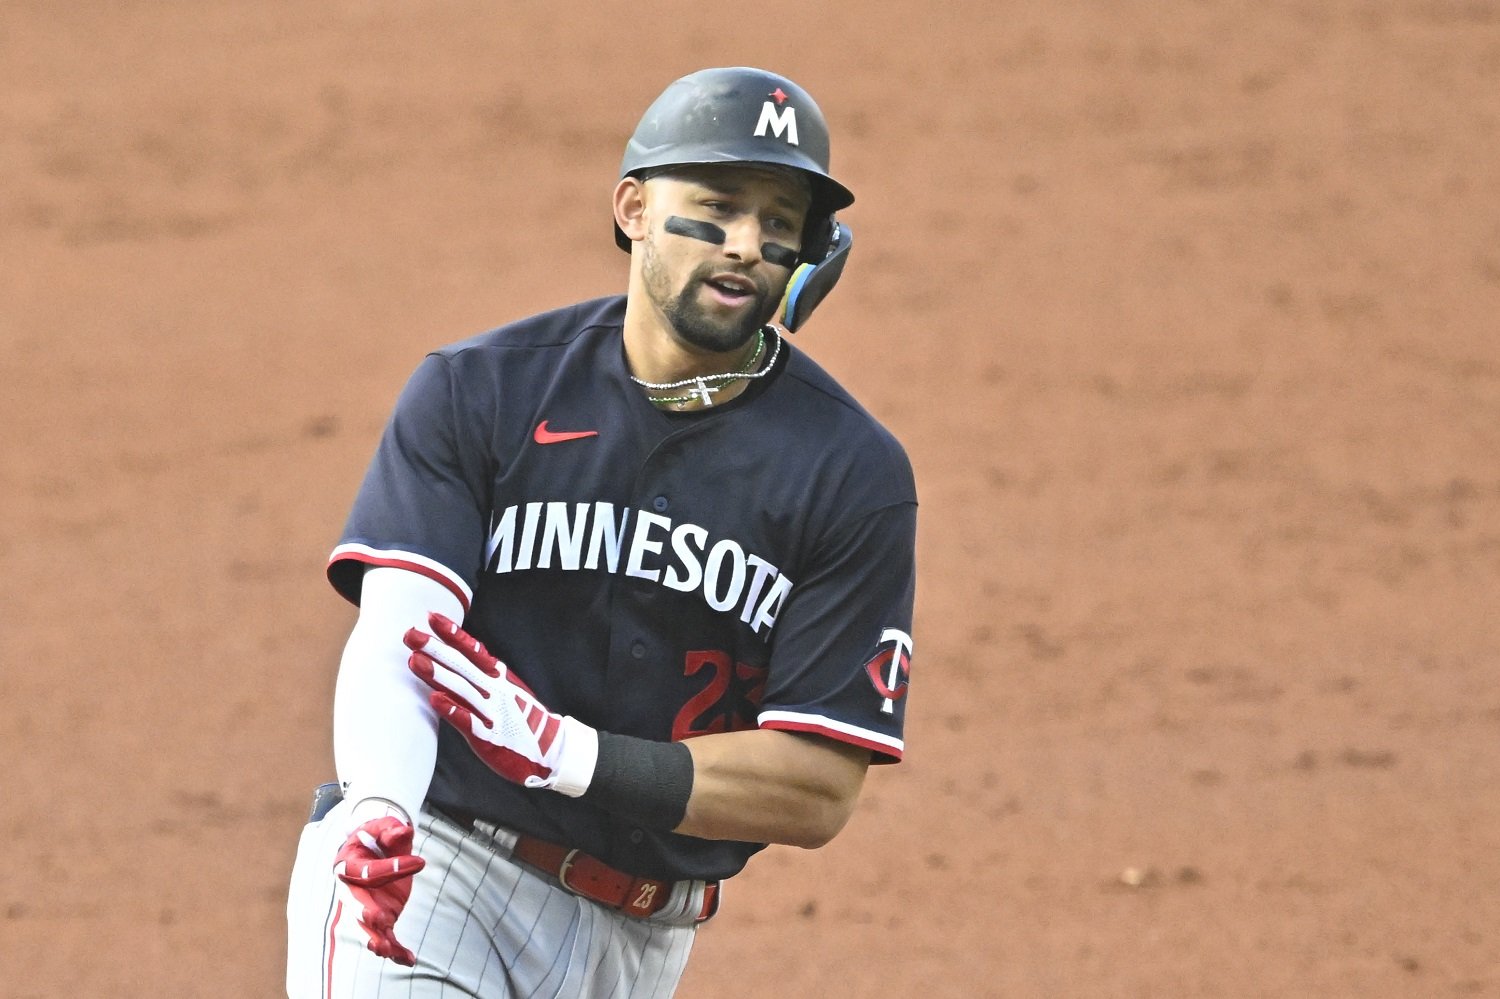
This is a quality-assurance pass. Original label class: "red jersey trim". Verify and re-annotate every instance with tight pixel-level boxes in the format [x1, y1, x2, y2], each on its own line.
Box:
[326, 899, 342, 997]
[328, 544, 473, 612]
[759, 710, 904, 764]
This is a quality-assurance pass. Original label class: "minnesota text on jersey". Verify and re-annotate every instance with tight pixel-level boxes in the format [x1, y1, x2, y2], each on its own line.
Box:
[483, 500, 793, 637]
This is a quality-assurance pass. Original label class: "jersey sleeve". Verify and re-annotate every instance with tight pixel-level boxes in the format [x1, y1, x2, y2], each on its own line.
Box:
[757, 500, 917, 764]
[327, 351, 491, 610]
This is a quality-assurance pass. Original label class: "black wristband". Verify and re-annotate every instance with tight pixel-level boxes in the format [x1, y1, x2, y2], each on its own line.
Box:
[580, 732, 694, 830]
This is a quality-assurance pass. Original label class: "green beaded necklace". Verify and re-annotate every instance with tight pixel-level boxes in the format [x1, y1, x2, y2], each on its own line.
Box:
[632, 327, 781, 410]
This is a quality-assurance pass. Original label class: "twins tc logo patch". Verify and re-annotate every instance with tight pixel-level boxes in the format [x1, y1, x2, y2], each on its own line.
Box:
[754, 87, 799, 145]
[865, 628, 913, 715]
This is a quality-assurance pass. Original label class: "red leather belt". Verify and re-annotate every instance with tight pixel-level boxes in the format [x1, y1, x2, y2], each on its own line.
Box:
[510, 835, 720, 923]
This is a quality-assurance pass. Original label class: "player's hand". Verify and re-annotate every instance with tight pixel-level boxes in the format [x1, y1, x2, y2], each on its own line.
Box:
[404, 613, 599, 797]
[332, 816, 426, 967]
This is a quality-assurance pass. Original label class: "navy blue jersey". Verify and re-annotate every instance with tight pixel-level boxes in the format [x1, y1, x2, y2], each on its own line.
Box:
[328, 295, 917, 882]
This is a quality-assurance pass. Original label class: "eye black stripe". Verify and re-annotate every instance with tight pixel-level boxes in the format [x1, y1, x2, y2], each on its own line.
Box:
[664, 215, 799, 269]
[760, 243, 799, 269]
[664, 216, 725, 244]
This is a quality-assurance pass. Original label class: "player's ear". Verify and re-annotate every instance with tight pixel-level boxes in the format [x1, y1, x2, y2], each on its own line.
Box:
[614, 177, 649, 243]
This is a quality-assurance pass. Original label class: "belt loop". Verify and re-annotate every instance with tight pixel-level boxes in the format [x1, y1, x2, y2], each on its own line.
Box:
[696, 881, 721, 923]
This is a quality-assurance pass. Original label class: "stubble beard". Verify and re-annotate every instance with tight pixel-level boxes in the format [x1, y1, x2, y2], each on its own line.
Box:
[644, 244, 778, 355]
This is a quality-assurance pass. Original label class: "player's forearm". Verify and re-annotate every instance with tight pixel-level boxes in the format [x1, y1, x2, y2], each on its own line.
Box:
[332, 632, 439, 823]
[581, 727, 871, 848]
[675, 729, 869, 848]
[333, 567, 463, 822]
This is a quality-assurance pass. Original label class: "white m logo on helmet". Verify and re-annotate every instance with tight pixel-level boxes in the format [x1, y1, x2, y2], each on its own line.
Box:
[753, 101, 799, 145]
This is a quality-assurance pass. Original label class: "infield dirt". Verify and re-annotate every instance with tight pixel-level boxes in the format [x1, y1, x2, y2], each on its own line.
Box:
[3, 3, 1497, 996]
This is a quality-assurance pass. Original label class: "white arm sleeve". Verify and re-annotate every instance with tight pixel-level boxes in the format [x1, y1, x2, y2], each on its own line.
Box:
[332, 565, 464, 825]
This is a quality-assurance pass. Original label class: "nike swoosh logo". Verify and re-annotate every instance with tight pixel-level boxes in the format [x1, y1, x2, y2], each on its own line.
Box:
[533, 420, 599, 445]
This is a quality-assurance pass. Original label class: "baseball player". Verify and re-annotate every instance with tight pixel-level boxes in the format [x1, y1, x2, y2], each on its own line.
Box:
[285, 66, 917, 998]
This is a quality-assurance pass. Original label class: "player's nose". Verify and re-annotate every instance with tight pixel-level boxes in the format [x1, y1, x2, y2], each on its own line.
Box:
[719, 218, 763, 265]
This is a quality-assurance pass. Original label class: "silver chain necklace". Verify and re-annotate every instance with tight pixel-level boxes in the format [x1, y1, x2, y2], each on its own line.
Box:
[630, 326, 782, 409]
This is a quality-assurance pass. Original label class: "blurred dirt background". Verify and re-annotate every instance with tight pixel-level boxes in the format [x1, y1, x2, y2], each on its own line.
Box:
[3, 1, 1498, 996]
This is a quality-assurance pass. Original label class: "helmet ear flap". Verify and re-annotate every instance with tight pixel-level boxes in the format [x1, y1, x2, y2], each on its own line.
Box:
[799, 213, 835, 267]
[779, 218, 851, 333]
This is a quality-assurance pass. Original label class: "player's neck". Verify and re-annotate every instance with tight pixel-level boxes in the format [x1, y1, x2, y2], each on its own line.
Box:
[622, 305, 775, 411]
[624, 328, 758, 382]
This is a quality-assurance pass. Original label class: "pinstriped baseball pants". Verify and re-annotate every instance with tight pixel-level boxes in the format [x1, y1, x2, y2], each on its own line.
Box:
[286, 802, 701, 998]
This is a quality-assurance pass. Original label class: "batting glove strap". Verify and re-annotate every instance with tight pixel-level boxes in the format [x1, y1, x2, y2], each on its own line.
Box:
[529, 715, 599, 798]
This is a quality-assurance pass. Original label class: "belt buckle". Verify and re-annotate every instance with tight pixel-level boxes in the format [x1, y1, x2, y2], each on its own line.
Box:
[556, 848, 662, 916]
[556, 848, 585, 897]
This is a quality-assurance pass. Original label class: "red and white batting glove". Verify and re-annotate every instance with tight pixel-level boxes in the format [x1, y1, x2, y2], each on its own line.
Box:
[404, 612, 599, 797]
[332, 816, 426, 967]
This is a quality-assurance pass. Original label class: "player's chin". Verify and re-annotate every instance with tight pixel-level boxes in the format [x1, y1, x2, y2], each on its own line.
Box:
[671, 295, 770, 352]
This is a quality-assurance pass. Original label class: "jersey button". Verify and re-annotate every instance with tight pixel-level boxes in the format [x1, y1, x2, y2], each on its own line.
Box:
[629, 829, 645, 844]
[630, 641, 646, 659]
[652, 495, 669, 512]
